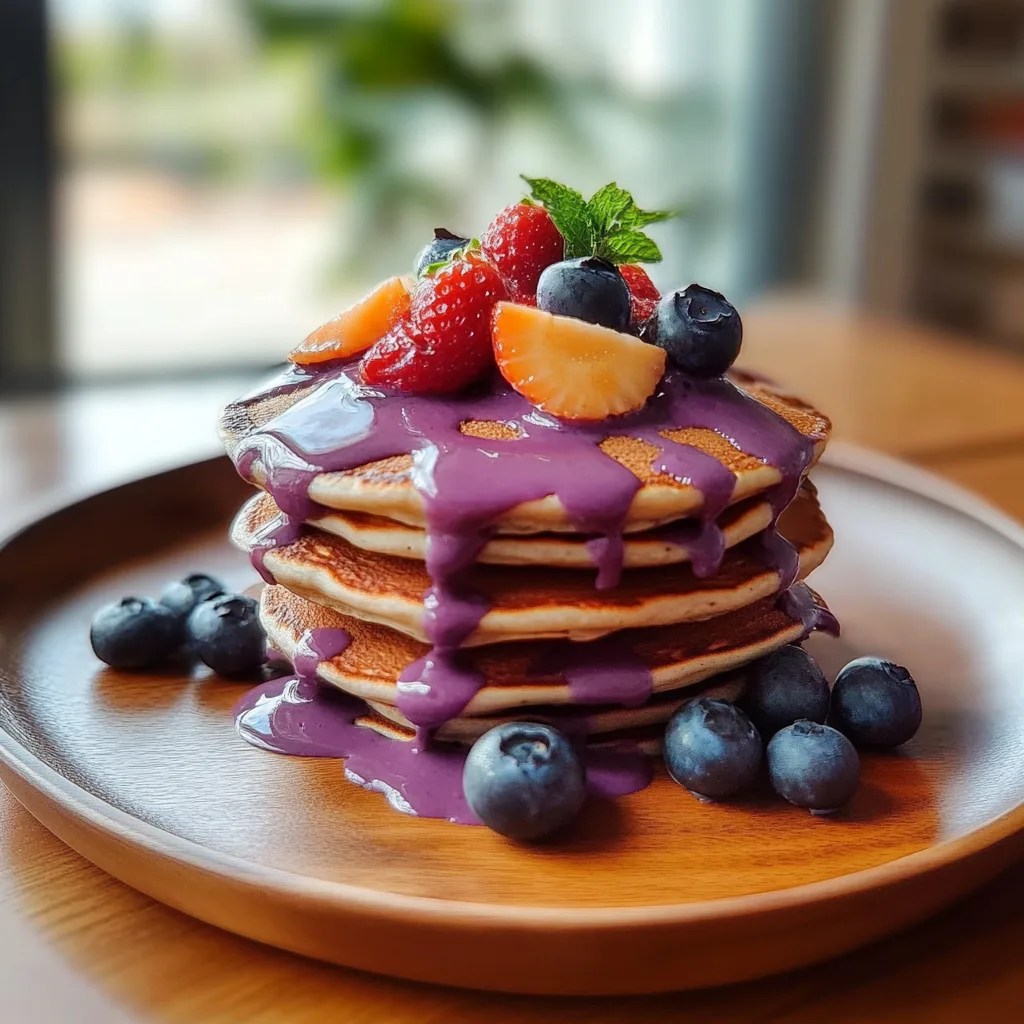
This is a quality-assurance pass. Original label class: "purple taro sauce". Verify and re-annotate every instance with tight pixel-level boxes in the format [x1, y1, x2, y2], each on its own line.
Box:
[231, 363, 834, 820]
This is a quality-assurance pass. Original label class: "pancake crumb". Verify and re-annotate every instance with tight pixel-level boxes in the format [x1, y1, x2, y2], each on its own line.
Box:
[460, 420, 522, 441]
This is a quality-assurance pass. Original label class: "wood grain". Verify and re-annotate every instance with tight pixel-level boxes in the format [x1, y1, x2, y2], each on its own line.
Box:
[742, 295, 1024, 458]
[1, 785, 1023, 1024]
[918, 447, 1024, 521]
[1, 302, 1024, 1017]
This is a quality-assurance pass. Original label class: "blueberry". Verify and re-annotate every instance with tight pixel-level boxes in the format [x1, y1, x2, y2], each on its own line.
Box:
[664, 698, 762, 801]
[187, 593, 265, 677]
[642, 283, 742, 376]
[767, 720, 860, 813]
[462, 722, 586, 841]
[90, 597, 180, 670]
[160, 572, 226, 624]
[536, 256, 631, 331]
[745, 645, 830, 737]
[831, 657, 922, 748]
[415, 228, 469, 276]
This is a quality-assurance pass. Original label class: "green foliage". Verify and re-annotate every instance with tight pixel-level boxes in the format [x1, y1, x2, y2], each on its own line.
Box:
[247, 0, 570, 271]
[246, 0, 700, 277]
[521, 176, 674, 264]
[520, 178, 595, 258]
[249, 0, 560, 178]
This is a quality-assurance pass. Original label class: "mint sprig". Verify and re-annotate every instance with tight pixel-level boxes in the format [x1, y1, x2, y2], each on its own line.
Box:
[521, 176, 673, 264]
[522, 178, 595, 258]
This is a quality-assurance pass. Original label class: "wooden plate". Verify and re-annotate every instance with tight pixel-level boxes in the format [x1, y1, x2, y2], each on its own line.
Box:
[1, 445, 1024, 995]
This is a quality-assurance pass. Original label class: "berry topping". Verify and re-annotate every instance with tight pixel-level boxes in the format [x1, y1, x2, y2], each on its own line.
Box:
[187, 593, 266, 677]
[643, 283, 743, 377]
[415, 228, 470, 277]
[289, 277, 412, 366]
[160, 572, 226, 625]
[831, 657, 922, 748]
[536, 256, 631, 331]
[90, 597, 181, 670]
[663, 698, 763, 802]
[767, 721, 860, 814]
[480, 202, 563, 303]
[620, 263, 661, 327]
[745, 645, 830, 737]
[361, 252, 508, 394]
[491, 301, 666, 420]
[462, 722, 586, 841]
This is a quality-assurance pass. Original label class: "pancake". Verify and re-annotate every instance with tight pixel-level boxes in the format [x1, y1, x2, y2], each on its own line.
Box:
[220, 367, 831, 535]
[355, 708, 677, 760]
[364, 674, 746, 744]
[259, 582, 827, 716]
[235, 483, 833, 644]
[307, 493, 775, 568]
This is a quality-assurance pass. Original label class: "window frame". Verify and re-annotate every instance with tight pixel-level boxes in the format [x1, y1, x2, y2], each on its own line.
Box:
[0, 0, 56, 393]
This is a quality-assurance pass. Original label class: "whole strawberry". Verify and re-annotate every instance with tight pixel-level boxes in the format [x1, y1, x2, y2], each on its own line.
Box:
[361, 252, 508, 394]
[480, 202, 564, 304]
[620, 264, 660, 328]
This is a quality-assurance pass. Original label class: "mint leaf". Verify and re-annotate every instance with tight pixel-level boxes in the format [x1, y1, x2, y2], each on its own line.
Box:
[520, 176, 674, 264]
[588, 182, 634, 236]
[521, 175, 578, 211]
[589, 182, 672, 243]
[521, 176, 593, 258]
[624, 207, 674, 229]
[599, 230, 662, 264]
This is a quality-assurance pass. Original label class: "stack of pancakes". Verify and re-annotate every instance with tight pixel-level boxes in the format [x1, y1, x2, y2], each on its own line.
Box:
[220, 369, 835, 760]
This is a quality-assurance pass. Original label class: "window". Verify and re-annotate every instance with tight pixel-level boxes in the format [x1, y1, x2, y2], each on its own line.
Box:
[1, 0, 835, 387]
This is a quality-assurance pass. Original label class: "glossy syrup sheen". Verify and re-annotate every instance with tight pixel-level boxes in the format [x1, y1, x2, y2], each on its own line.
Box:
[234, 676, 656, 824]
[230, 362, 834, 821]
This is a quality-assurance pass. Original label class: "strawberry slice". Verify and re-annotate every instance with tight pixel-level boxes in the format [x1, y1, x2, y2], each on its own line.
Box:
[480, 203, 564, 303]
[620, 264, 660, 326]
[361, 253, 507, 394]
[492, 302, 666, 420]
[290, 277, 411, 365]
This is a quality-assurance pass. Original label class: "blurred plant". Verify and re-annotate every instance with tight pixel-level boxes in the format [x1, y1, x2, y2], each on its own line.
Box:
[248, 0, 579, 268]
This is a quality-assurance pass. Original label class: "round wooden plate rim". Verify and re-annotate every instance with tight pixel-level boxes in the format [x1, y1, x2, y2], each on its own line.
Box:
[0, 445, 222, 541]
[1, 442, 1023, 934]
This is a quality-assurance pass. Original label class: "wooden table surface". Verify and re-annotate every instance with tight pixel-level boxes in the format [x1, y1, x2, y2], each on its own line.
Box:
[2, 296, 1024, 1021]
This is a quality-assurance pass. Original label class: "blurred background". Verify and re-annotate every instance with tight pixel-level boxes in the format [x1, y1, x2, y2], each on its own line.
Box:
[3, 0, 1024, 388]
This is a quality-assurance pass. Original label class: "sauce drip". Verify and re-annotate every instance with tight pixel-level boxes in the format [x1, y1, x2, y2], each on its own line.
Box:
[530, 635, 654, 707]
[780, 581, 841, 639]
[235, 675, 478, 822]
[231, 362, 831, 821]
[292, 627, 352, 680]
[235, 673, 655, 822]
